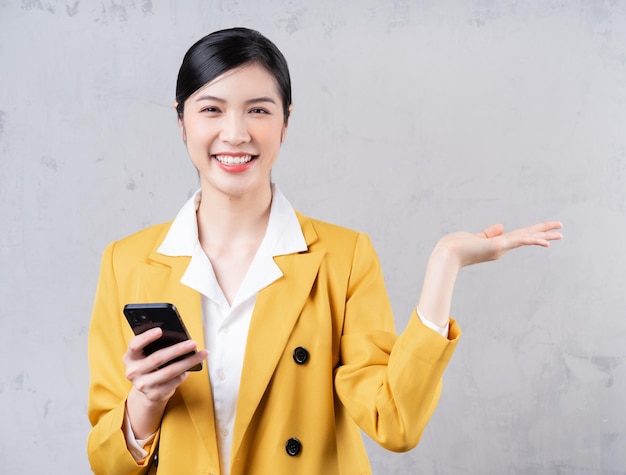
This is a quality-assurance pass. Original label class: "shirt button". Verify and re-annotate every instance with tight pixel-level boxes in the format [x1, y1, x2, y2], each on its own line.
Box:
[220, 428, 229, 438]
[292, 347, 309, 365]
[219, 326, 229, 334]
[285, 437, 302, 456]
[217, 370, 225, 381]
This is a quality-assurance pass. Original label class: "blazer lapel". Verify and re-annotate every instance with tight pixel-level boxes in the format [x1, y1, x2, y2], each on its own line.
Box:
[143, 243, 220, 464]
[231, 214, 324, 460]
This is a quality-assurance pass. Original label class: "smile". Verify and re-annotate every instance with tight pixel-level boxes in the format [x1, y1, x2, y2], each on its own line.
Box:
[214, 154, 255, 165]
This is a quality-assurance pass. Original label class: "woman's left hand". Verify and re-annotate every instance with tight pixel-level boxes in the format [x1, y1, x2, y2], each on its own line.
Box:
[434, 221, 563, 269]
[417, 221, 563, 328]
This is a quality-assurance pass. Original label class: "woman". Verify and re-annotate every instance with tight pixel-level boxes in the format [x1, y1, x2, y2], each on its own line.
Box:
[87, 27, 562, 475]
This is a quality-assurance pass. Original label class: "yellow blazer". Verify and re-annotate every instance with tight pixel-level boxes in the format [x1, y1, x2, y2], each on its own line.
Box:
[87, 212, 460, 475]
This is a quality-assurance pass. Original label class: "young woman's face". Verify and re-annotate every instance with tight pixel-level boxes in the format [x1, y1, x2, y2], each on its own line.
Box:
[178, 63, 289, 199]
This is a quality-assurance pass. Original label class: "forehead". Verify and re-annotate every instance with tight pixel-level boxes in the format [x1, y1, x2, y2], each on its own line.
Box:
[191, 63, 281, 100]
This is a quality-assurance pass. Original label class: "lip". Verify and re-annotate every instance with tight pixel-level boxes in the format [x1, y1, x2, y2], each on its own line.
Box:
[213, 151, 255, 156]
[211, 152, 258, 173]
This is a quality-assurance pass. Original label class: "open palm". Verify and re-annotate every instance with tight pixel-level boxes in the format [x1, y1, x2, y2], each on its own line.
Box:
[436, 221, 563, 268]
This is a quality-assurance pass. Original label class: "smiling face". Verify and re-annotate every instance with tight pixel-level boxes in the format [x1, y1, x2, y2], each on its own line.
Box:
[178, 62, 289, 200]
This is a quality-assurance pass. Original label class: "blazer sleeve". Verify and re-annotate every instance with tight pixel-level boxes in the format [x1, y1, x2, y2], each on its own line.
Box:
[334, 232, 461, 452]
[87, 241, 159, 475]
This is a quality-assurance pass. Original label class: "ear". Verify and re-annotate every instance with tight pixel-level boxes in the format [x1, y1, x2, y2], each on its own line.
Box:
[174, 102, 187, 143]
[281, 105, 294, 143]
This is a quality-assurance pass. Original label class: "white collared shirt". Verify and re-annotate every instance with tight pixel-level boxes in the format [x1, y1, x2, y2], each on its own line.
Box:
[157, 184, 307, 474]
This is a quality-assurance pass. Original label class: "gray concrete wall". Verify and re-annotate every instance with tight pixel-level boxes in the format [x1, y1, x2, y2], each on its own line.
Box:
[1, 1, 625, 473]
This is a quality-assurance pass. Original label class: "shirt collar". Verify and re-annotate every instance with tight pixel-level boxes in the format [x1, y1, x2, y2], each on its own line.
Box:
[157, 184, 307, 258]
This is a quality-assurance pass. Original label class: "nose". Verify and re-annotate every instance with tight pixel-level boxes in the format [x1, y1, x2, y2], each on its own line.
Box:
[219, 113, 251, 145]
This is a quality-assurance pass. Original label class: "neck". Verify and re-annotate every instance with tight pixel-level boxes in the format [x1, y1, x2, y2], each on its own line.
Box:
[196, 183, 273, 249]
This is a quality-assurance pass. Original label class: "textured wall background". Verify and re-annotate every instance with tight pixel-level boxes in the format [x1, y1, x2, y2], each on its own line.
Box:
[1, 1, 625, 473]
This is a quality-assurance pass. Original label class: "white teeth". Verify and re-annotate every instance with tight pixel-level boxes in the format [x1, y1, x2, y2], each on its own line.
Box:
[215, 155, 253, 165]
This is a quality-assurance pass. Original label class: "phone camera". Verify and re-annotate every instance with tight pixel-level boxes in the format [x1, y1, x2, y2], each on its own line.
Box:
[129, 310, 149, 325]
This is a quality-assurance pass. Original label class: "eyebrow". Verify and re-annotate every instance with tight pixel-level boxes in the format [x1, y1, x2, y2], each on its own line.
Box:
[194, 94, 276, 105]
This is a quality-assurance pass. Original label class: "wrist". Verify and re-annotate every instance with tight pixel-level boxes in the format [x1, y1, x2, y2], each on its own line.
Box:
[128, 386, 169, 413]
[127, 388, 167, 439]
[430, 239, 463, 271]
[417, 242, 463, 328]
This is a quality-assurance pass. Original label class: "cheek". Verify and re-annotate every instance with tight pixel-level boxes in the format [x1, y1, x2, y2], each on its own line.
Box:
[186, 122, 216, 144]
[258, 122, 287, 145]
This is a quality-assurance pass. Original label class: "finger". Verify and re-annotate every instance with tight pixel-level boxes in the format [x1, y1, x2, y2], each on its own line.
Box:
[155, 349, 208, 378]
[522, 221, 563, 233]
[479, 223, 504, 239]
[542, 230, 563, 242]
[127, 327, 163, 356]
[517, 225, 563, 241]
[127, 343, 204, 386]
[542, 220, 563, 231]
[145, 339, 199, 369]
[137, 350, 207, 396]
[505, 229, 562, 249]
[505, 220, 563, 240]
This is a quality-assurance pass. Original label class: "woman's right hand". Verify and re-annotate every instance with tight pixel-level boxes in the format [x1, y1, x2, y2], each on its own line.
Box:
[123, 327, 208, 438]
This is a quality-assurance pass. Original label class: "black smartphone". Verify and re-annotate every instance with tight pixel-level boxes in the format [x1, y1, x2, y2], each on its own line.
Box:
[123, 303, 202, 371]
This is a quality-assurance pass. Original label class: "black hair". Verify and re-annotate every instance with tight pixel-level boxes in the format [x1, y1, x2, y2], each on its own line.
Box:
[175, 27, 292, 123]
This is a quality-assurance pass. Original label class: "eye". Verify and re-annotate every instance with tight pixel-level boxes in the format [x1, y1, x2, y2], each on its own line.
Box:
[200, 106, 221, 113]
[249, 108, 269, 115]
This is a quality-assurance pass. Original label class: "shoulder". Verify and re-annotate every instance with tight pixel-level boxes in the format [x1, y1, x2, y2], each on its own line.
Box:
[94, 222, 175, 293]
[296, 210, 358, 238]
[104, 221, 173, 262]
[295, 212, 385, 295]
[295, 211, 377, 257]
